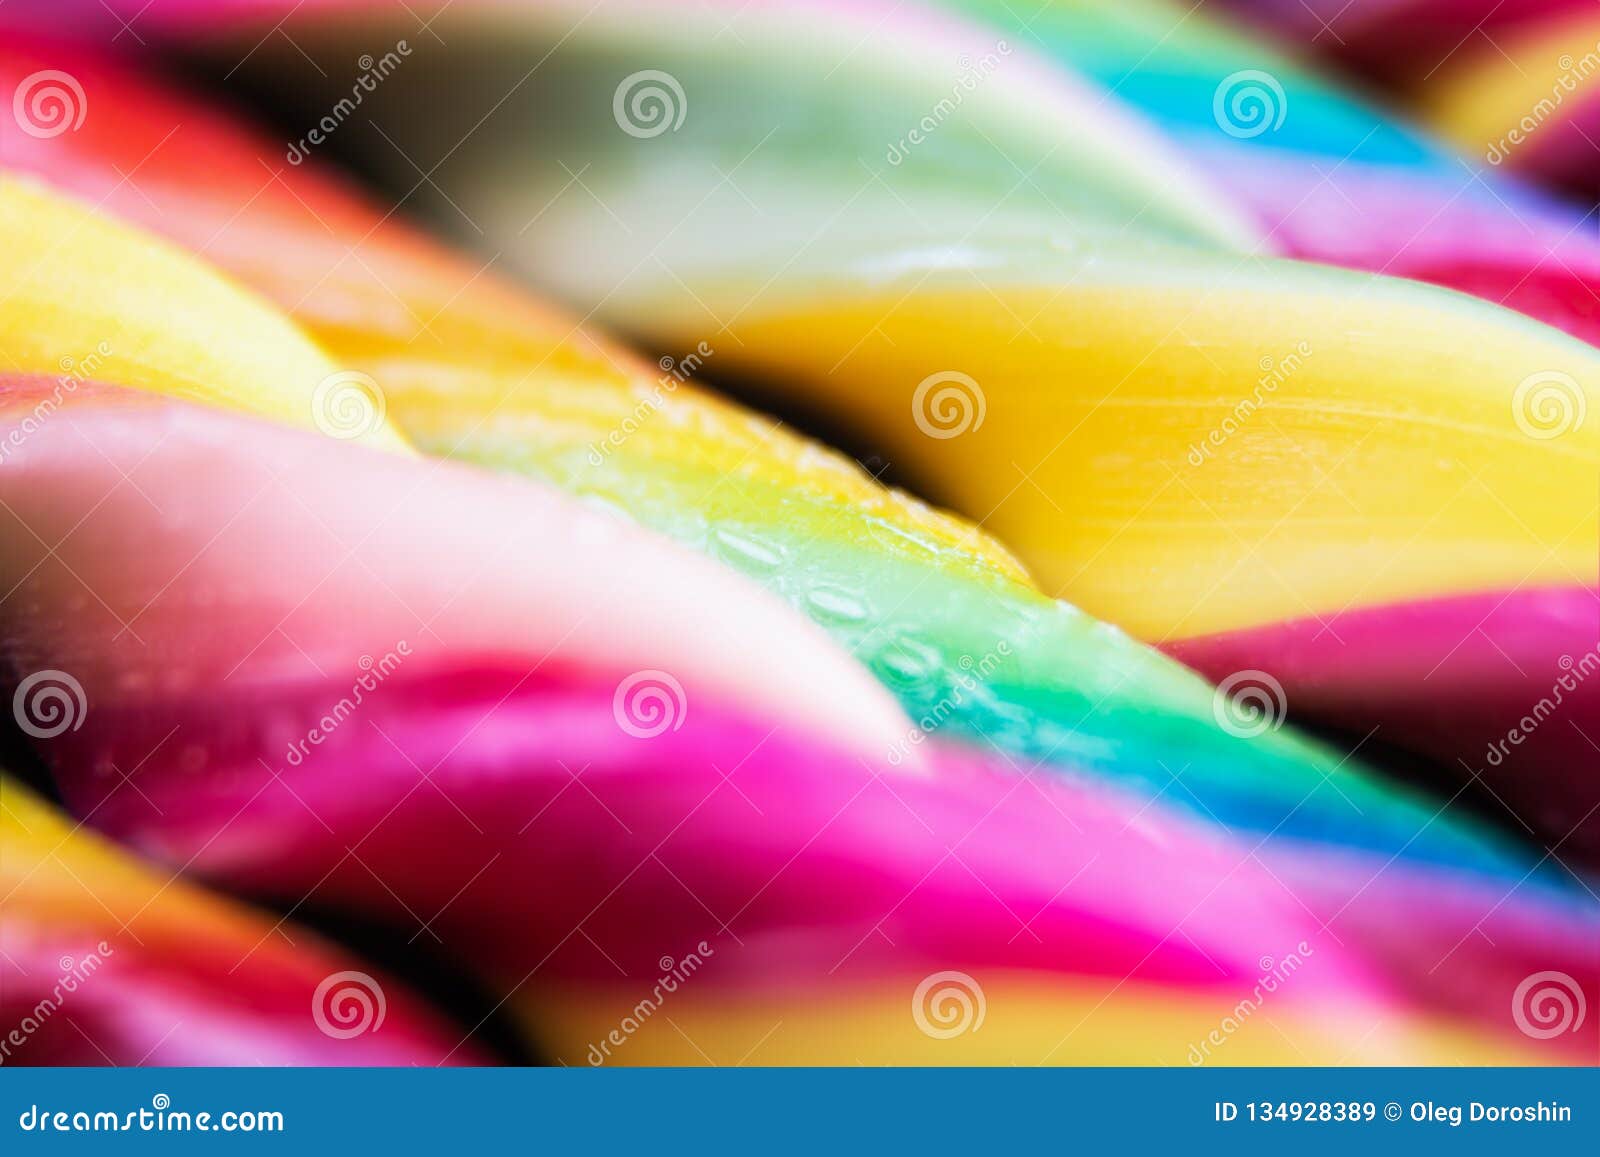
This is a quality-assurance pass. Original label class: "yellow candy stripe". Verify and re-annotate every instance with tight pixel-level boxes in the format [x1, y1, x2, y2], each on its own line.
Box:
[0, 176, 408, 452]
[522, 975, 1548, 1066]
[695, 261, 1600, 639]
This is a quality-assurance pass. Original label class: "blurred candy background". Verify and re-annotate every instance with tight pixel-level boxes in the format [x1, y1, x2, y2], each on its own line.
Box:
[0, 0, 1596, 1066]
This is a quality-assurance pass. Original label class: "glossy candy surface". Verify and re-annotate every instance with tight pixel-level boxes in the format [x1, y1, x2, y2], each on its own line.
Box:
[134, 0, 1600, 860]
[0, 0, 1594, 1067]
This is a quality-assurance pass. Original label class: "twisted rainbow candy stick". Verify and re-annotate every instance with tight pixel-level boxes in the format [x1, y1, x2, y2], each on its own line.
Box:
[147, 0, 1600, 859]
[925, 0, 1600, 861]
[2, 378, 1592, 1065]
[0, 3, 1593, 1067]
[0, 31, 1530, 872]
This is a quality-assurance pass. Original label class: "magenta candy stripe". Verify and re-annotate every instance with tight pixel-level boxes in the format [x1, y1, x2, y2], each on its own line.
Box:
[1178, 142, 1600, 345]
[40, 658, 1600, 1057]
[1169, 585, 1600, 855]
[55, 662, 1341, 994]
